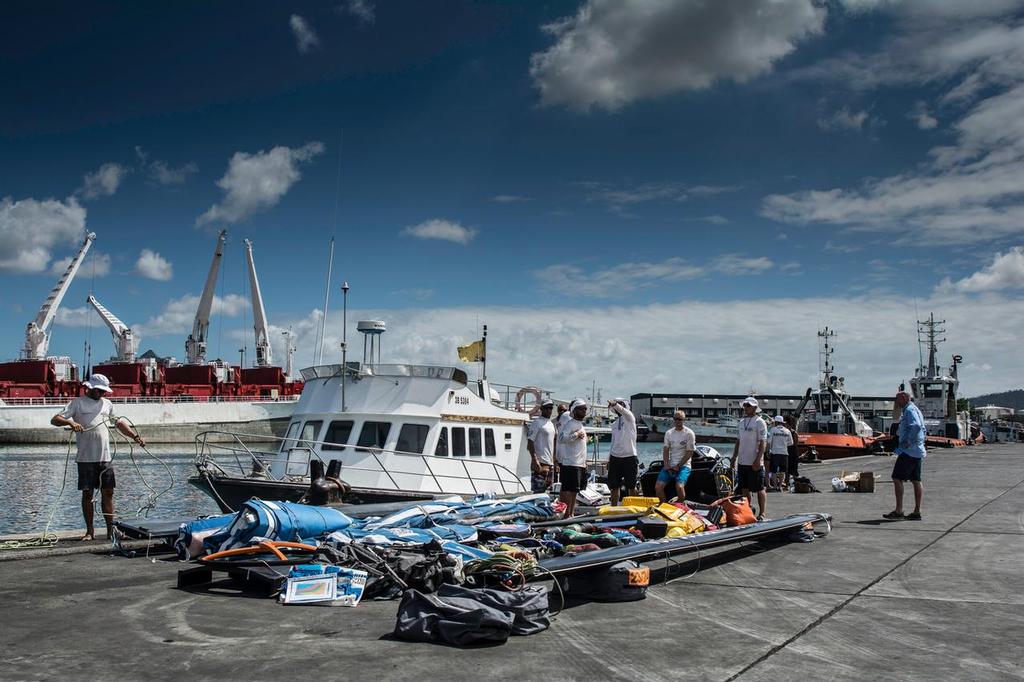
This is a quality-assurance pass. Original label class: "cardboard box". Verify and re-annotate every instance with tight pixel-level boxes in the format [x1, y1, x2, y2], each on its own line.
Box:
[840, 470, 875, 493]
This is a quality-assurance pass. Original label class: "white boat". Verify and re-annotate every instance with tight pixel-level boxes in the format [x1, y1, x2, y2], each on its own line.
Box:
[907, 314, 971, 442]
[190, 361, 539, 511]
[640, 414, 739, 442]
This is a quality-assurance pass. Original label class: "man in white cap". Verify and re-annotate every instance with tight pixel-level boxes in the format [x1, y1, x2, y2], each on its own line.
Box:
[50, 373, 145, 541]
[767, 415, 794, 491]
[527, 399, 556, 492]
[657, 410, 695, 503]
[556, 399, 589, 517]
[606, 398, 638, 506]
[732, 397, 768, 520]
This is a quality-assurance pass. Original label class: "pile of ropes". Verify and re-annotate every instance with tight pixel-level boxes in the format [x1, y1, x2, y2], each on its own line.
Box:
[0, 417, 174, 551]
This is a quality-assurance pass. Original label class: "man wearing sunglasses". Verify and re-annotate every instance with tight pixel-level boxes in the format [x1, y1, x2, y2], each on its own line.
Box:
[657, 410, 695, 502]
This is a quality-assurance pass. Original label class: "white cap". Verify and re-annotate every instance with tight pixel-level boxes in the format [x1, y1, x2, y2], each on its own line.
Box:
[774, 415, 785, 423]
[83, 373, 113, 393]
[540, 399, 554, 407]
[570, 398, 588, 412]
[741, 396, 759, 408]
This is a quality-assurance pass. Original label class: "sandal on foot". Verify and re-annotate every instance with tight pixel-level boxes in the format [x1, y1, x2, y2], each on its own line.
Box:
[905, 512, 922, 520]
[882, 511, 905, 520]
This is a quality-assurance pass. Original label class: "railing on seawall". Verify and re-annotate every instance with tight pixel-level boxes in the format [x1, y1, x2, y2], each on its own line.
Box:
[193, 429, 528, 497]
[0, 395, 301, 407]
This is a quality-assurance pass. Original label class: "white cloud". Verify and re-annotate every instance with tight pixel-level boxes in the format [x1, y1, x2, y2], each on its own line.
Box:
[817, 107, 873, 132]
[0, 196, 86, 274]
[534, 254, 773, 298]
[339, 0, 375, 25]
[937, 246, 1024, 293]
[530, 0, 825, 111]
[196, 142, 324, 226]
[400, 219, 477, 245]
[135, 146, 198, 186]
[910, 101, 938, 130]
[49, 250, 110, 278]
[579, 181, 739, 215]
[273, 291, 1024, 397]
[136, 293, 248, 337]
[54, 306, 94, 328]
[77, 163, 128, 200]
[135, 249, 173, 281]
[824, 240, 862, 254]
[289, 15, 320, 53]
[492, 195, 529, 203]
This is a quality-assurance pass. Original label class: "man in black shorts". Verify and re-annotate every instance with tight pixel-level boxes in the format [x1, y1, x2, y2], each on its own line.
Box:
[556, 399, 589, 518]
[606, 398, 638, 505]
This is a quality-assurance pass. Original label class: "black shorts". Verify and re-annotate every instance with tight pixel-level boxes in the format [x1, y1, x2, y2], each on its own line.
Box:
[607, 456, 638, 490]
[892, 454, 923, 482]
[77, 462, 116, 490]
[735, 465, 765, 493]
[559, 465, 587, 492]
[770, 453, 788, 474]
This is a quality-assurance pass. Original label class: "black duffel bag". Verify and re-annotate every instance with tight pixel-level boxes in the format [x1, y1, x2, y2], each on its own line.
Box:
[394, 584, 550, 646]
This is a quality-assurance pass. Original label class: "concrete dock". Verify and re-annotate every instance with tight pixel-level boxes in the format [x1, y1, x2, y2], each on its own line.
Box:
[1, 443, 1022, 681]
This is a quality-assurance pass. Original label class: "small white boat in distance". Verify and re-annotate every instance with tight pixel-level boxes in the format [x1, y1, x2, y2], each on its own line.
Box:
[641, 414, 739, 442]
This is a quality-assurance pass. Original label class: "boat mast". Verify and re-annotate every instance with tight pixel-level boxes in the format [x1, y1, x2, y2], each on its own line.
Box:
[244, 239, 272, 368]
[817, 326, 835, 389]
[185, 230, 227, 365]
[916, 313, 946, 379]
[86, 294, 138, 362]
[23, 232, 96, 360]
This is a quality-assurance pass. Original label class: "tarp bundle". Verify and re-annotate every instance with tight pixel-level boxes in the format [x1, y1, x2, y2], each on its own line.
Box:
[203, 499, 353, 555]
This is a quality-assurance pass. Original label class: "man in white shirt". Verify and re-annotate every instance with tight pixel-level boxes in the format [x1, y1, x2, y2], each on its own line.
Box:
[657, 410, 696, 502]
[50, 373, 145, 540]
[767, 415, 794, 491]
[732, 396, 768, 520]
[556, 399, 589, 518]
[606, 398, 638, 505]
[527, 399, 556, 492]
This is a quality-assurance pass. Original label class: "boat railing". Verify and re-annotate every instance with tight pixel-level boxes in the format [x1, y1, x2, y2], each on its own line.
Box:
[0, 394, 301, 407]
[193, 429, 527, 496]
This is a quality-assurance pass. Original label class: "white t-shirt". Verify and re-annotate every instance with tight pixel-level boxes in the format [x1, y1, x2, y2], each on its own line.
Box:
[556, 418, 587, 467]
[768, 425, 794, 455]
[58, 396, 115, 463]
[736, 415, 768, 466]
[609, 404, 637, 458]
[527, 416, 555, 465]
[663, 426, 696, 468]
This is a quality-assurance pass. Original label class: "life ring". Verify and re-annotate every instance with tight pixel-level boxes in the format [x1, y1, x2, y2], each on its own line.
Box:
[515, 386, 543, 412]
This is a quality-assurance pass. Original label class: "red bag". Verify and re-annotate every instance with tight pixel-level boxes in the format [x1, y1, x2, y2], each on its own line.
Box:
[711, 496, 757, 526]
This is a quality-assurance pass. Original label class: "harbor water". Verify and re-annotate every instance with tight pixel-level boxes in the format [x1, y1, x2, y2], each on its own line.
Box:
[0, 440, 733, 535]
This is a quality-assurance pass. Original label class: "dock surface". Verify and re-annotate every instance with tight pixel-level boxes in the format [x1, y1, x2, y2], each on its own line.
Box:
[1, 443, 1022, 681]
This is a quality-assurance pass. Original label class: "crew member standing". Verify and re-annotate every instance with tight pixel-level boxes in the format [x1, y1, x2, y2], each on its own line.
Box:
[656, 411, 696, 503]
[527, 399, 556, 492]
[50, 374, 145, 541]
[556, 399, 589, 518]
[606, 398, 638, 506]
[732, 397, 768, 520]
[884, 390, 926, 520]
[767, 415, 794, 491]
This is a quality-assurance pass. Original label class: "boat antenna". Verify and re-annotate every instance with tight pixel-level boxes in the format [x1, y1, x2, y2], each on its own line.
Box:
[340, 281, 349, 412]
[482, 324, 487, 381]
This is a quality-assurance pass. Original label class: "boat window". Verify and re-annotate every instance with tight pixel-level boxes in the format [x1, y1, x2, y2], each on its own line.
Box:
[468, 428, 482, 456]
[323, 420, 354, 450]
[357, 421, 392, 449]
[300, 420, 323, 445]
[484, 429, 496, 457]
[280, 421, 301, 452]
[397, 424, 429, 455]
[434, 427, 449, 456]
[452, 427, 466, 457]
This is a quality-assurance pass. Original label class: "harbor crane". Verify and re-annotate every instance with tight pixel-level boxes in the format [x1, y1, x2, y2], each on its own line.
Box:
[185, 230, 227, 365]
[244, 239, 273, 368]
[22, 232, 96, 360]
[87, 294, 138, 363]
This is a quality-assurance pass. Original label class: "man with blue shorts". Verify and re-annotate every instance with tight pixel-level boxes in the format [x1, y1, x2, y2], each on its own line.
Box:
[884, 390, 926, 520]
[657, 411, 695, 502]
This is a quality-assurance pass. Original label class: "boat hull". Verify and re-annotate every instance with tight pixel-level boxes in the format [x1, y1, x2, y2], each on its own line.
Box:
[0, 398, 297, 444]
[797, 433, 880, 460]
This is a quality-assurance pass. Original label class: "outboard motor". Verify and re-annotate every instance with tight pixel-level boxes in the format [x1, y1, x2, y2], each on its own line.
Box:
[301, 459, 351, 506]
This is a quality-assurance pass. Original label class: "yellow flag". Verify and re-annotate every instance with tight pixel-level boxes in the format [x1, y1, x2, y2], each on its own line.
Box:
[457, 339, 485, 363]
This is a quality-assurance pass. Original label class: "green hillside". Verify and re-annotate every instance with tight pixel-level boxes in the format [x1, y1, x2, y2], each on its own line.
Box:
[967, 389, 1024, 412]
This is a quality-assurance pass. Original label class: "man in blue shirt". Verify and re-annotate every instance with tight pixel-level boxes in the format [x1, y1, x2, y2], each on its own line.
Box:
[884, 391, 926, 520]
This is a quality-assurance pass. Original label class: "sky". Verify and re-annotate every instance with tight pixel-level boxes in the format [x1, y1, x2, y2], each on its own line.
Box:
[2, 0, 1023, 400]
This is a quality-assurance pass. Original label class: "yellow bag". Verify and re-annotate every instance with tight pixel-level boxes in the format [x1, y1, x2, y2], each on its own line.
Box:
[654, 503, 687, 521]
[663, 513, 706, 537]
[597, 505, 647, 516]
[622, 496, 660, 509]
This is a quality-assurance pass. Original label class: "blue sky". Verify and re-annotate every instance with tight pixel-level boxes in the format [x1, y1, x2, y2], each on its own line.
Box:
[2, 0, 1023, 398]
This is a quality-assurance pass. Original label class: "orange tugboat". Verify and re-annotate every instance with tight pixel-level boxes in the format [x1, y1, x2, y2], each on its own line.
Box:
[794, 327, 883, 460]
